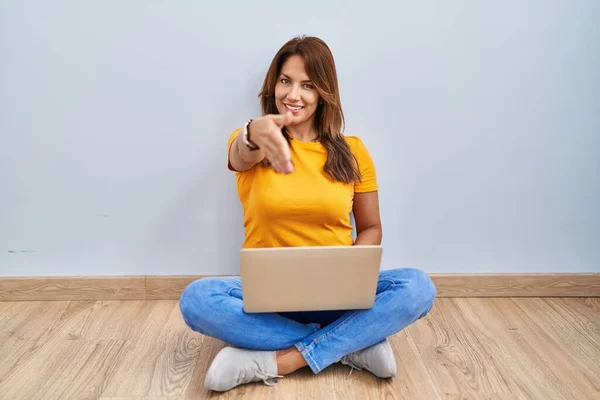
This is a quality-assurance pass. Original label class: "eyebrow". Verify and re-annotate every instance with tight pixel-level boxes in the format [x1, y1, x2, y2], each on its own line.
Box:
[280, 73, 312, 83]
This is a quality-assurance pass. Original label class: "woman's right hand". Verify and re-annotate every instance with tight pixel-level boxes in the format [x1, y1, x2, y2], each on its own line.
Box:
[249, 113, 295, 174]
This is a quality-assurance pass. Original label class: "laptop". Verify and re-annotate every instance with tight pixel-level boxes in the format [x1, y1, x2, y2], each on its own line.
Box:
[240, 245, 382, 313]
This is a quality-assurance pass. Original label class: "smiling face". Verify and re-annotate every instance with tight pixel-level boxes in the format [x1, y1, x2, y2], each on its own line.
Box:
[274, 55, 320, 130]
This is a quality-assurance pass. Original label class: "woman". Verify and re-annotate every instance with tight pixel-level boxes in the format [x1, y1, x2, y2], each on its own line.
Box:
[179, 36, 437, 392]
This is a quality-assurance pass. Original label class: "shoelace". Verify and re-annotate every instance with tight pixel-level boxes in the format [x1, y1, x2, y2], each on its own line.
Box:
[346, 367, 354, 379]
[260, 372, 284, 387]
[342, 357, 363, 379]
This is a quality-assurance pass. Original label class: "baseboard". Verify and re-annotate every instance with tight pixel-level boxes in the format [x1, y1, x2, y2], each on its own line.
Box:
[0, 276, 147, 301]
[431, 273, 600, 297]
[0, 273, 598, 301]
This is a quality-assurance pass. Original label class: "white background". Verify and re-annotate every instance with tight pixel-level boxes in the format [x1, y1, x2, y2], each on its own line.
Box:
[1, 1, 599, 276]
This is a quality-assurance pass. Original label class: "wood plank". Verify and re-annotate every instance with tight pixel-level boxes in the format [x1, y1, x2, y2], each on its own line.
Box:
[432, 273, 600, 297]
[453, 297, 598, 399]
[452, 298, 566, 399]
[48, 340, 130, 399]
[0, 276, 146, 301]
[490, 298, 599, 398]
[101, 301, 201, 397]
[142, 301, 200, 397]
[285, 365, 354, 400]
[0, 337, 39, 383]
[0, 339, 129, 400]
[375, 329, 441, 399]
[67, 300, 158, 341]
[0, 301, 22, 323]
[184, 336, 226, 398]
[99, 398, 186, 400]
[0, 301, 76, 384]
[2, 298, 600, 398]
[408, 298, 513, 399]
[0, 301, 170, 399]
[0, 301, 65, 340]
[548, 297, 600, 337]
[0, 301, 132, 391]
[514, 298, 600, 391]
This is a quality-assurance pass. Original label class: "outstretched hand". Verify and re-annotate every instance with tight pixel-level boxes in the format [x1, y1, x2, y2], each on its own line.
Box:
[248, 112, 295, 174]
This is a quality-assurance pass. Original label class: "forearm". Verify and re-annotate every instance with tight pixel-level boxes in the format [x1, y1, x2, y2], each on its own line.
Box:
[230, 128, 265, 171]
[354, 224, 382, 246]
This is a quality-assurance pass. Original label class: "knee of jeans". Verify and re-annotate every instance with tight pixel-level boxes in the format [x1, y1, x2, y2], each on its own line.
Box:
[397, 268, 437, 319]
[179, 278, 218, 333]
[412, 269, 437, 318]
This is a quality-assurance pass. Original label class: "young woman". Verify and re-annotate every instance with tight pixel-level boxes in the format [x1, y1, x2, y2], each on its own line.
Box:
[179, 36, 436, 392]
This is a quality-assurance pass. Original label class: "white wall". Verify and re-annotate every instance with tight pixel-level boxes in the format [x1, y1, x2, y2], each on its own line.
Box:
[1, 1, 599, 276]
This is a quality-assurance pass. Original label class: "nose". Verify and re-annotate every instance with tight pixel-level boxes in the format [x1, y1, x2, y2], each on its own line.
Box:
[286, 84, 301, 102]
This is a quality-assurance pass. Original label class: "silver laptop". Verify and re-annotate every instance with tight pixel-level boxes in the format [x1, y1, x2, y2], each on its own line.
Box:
[240, 245, 382, 313]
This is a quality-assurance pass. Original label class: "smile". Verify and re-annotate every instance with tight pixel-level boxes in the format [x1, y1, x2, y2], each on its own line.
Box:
[285, 104, 304, 112]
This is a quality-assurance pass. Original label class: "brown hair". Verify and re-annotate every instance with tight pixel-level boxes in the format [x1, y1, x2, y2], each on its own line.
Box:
[259, 36, 361, 184]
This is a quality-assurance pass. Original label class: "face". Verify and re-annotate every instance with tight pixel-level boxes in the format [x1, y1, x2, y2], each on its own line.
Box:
[275, 55, 320, 128]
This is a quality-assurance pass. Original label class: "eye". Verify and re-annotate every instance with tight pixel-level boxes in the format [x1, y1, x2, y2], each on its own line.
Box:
[303, 83, 314, 90]
[280, 78, 290, 84]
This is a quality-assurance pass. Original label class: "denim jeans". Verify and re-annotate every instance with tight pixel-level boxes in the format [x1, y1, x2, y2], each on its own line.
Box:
[179, 268, 436, 373]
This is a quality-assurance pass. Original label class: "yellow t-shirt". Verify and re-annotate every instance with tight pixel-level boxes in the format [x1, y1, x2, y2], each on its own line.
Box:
[227, 129, 378, 248]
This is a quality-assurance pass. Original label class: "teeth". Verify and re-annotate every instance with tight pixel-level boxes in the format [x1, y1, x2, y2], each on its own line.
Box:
[286, 104, 303, 110]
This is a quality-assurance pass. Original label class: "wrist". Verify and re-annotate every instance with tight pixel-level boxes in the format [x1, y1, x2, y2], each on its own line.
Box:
[236, 124, 263, 163]
[242, 119, 260, 151]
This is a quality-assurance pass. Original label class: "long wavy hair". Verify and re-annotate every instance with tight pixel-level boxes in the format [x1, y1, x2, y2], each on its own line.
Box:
[259, 36, 361, 184]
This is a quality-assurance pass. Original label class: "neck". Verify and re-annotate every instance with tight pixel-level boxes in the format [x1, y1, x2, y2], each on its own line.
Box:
[287, 120, 317, 142]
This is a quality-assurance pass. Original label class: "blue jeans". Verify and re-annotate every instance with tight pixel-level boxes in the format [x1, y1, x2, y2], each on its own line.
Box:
[179, 268, 436, 374]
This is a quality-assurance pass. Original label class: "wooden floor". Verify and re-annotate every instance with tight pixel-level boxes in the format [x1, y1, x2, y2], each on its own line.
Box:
[0, 298, 598, 400]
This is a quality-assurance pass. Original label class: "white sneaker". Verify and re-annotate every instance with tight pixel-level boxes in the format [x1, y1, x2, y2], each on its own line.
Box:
[204, 347, 283, 392]
[340, 339, 397, 378]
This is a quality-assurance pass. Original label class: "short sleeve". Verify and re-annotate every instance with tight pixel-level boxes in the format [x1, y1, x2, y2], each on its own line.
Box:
[227, 128, 242, 171]
[350, 137, 378, 193]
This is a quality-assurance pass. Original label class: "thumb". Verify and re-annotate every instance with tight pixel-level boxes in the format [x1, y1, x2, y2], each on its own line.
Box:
[272, 111, 295, 127]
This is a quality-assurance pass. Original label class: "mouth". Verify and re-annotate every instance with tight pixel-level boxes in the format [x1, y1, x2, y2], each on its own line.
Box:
[284, 103, 304, 113]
